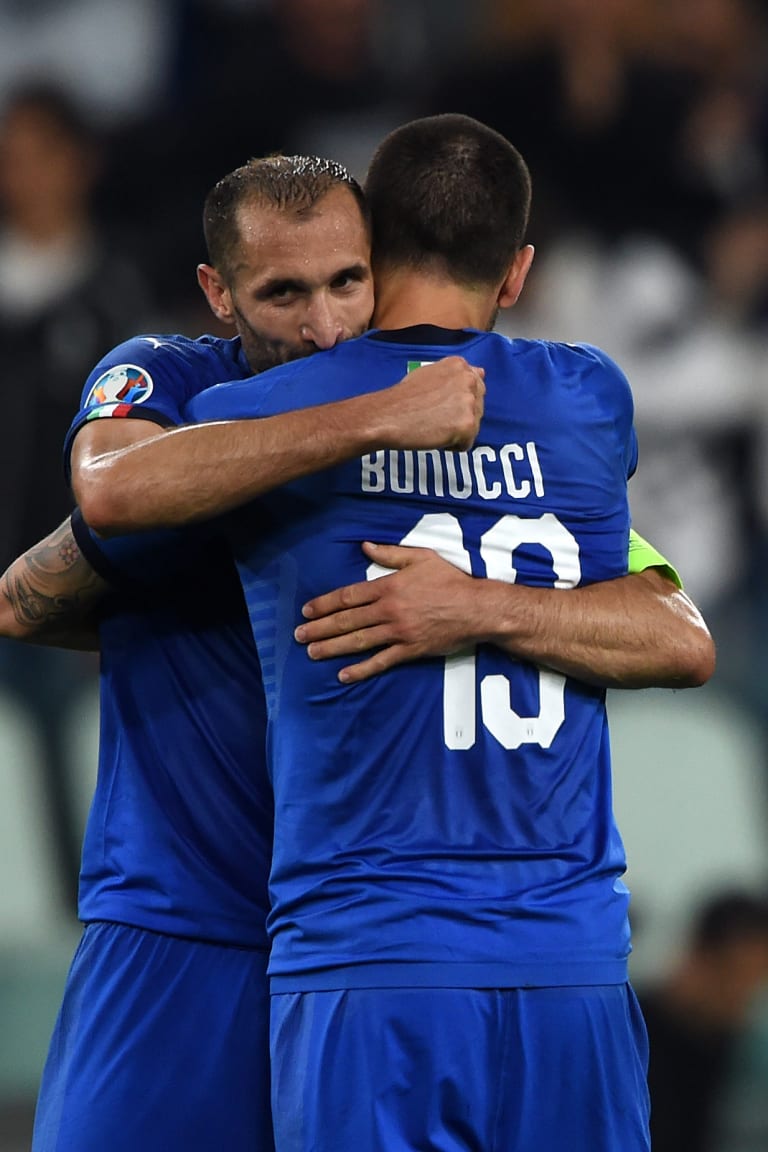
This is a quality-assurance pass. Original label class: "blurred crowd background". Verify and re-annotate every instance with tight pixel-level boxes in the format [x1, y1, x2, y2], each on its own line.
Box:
[1, 0, 768, 1148]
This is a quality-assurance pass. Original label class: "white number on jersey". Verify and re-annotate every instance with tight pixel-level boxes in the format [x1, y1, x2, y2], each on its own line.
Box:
[366, 512, 581, 751]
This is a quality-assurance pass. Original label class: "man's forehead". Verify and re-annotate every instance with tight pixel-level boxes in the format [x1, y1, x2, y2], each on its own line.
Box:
[232, 193, 370, 284]
[235, 184, 365, 235]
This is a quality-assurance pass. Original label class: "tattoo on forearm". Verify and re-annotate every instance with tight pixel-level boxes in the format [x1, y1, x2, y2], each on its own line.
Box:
[1, 521, 104, 634]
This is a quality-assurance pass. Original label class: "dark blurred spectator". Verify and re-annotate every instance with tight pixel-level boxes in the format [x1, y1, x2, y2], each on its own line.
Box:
[649, 0, 768, 265]
[713, 984, 768, 1151]
[183, 0, 399, 177]
[426, 0, 768, 264]
[705, 198, 768, 327]
[92, 0, 480, 327]
[425, 0, 687, 247]
[0, 0, 176, 131]
[0, 81, 154, 908]
[636, 889, 768, 1152]
[0, 81, 153, 569]
[104, 0, 413, 326]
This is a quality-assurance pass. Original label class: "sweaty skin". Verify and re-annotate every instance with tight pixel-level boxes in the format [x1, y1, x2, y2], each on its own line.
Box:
[70, 358, 486, 536]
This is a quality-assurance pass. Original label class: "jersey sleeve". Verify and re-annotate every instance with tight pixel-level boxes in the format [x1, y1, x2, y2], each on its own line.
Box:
[627, 528, 683, 588]
[63, 336, 204, 480]
[70, 507, 218, 592]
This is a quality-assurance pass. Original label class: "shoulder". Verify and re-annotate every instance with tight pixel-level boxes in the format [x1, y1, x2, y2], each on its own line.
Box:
[530, 338, 633, 407]
[485, 335, 632, 398]
[88, 333, 242, 380]
[84, 335, 193, 399]
[562, 341, 629, 378]
[82, 333, 245, 410]
[566, 342, 634, 415]
[502, 335, 626, 374]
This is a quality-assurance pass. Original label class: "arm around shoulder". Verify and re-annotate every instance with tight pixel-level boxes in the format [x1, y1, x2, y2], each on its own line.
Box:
[495, 567, 716, 689]
[296, 544, 716, 689]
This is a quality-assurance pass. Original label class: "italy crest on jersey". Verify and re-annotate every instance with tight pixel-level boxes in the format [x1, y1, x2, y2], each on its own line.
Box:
[85, 364, 154, 410]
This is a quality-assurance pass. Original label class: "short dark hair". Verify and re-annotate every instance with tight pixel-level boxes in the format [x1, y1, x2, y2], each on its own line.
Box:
[364, 113, 532, 288]
[203, 154, 369, 279]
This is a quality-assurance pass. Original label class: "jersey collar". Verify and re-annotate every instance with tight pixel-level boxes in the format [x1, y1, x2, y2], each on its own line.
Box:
[367, 325, 481, 345]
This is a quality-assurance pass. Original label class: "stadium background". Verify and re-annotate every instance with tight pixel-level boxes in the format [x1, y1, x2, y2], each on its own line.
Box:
[0, 0, 767, 1147]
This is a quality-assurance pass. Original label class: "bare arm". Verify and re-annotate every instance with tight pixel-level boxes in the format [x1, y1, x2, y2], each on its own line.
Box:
[0, 517, 109, 650]
[72, 359, 485, 535]
[294, 541, 716, 689]
[2, 399, 170, 648]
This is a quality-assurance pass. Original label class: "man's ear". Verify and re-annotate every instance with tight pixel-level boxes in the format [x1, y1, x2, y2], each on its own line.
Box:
[197, 264, 236, 325]
[497, 244, 535, 310]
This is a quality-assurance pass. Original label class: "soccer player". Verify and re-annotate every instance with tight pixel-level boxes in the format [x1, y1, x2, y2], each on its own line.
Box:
[25, 155, 484, 1152]
[13, 148, 712, 1152]
[70, 117, 712, 1150]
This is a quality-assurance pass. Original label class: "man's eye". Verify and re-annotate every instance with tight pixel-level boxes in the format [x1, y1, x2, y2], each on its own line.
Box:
[333, 273, 360, 290]
[265, 286, 298, 303]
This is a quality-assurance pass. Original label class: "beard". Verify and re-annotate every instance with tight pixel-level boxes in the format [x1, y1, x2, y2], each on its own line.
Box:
[234, 315, 318, 375]
[234, 306, 368, 375]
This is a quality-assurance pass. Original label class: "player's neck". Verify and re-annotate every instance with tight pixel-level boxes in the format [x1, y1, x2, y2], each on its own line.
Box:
[372, 270, 496, 333]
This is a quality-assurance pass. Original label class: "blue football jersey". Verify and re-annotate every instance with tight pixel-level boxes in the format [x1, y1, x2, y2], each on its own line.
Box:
[188, 326, 637, 988]
[65, 334, 271, 946]
[63, 333, 251, 479]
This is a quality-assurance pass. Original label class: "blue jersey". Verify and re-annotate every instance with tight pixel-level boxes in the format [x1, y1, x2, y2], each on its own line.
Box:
[64, 334, 271, 946]
[188, 326, 637, 988]
[63, 332, 252, 471]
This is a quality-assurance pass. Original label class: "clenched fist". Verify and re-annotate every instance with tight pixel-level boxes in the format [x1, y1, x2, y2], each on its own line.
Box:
[375, 356, 485, 452]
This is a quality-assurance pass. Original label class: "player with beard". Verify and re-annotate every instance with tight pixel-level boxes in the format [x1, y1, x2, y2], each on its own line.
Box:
[3, 149, 712, 1152]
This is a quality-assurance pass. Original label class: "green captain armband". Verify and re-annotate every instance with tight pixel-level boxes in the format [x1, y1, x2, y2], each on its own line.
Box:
[628, 529, 683, 589]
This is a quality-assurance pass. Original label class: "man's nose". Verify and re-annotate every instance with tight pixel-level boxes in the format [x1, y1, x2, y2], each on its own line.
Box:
[301, 298, 345, 349]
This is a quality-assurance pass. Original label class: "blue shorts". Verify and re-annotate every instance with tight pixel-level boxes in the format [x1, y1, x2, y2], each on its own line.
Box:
[32, 921, 274, 1152]
[271, 983, 649, 1152]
